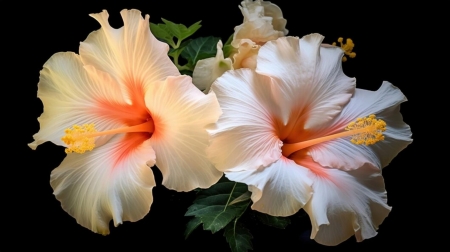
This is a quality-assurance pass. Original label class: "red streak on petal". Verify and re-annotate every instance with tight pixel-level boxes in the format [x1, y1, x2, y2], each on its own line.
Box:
[92, 78, 155, 169]
[290, 150, 330, 178]
[147, 113, 164, 141]
[112, 132, 151, 168]
[95, 79, 150, 126]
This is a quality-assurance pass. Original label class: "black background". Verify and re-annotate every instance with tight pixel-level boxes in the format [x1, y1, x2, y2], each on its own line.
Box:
[12, 0, 425, 250]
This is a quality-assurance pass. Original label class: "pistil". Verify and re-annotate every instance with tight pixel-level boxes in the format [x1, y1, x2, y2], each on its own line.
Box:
[61, 119, 155, 154]
[282, 115, 386, 157]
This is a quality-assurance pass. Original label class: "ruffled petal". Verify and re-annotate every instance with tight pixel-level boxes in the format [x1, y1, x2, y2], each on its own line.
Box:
[145, 76, 222, 191]
[232, 18, 283, 48]
[29, 52, 130, 150]
[232, 39, 260, 70]
[50, 134, 156, 235]
[303, 163, 391, 246]
[192, 40, 232, 93]
[260, 1, 288, 35]
[208, 69, 283, 172]
[256, 35, 355, 129]
[240, 0, 266, 21]
[233, 0, 286, 48]
[226, 157, 312, 216]
[79, 9, 179, 102]
[309, 82, 413, 170]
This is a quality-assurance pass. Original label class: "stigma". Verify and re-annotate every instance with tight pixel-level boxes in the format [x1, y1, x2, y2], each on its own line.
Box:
[282, 115, 386, 157]
[61, 119, 155, 154]
[332, 37, 356, 62]
[345, 114, 386, 145]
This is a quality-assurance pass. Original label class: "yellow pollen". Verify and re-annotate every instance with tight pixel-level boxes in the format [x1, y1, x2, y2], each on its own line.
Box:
[333, 37, 356, 62]
[281, 115, 386, 157]
[61, 119, 155, 154]
[345, 114, 386, 145]
[61, 124, 97, 154]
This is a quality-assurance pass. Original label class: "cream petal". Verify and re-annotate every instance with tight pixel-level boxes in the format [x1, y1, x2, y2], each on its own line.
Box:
[309, 82, 413, 170]
[239, 0, 287, 35]
[256, 35, 355, 128]
[208, 69, 283, 172]
[232, 18, 283, 48]
[232, 39, 260, 70]
[145, 75, 222, 191]
[260, 1, 288, 35]
[304, 164, 391, 246]
[50, 134, 156, 235]
[192, 57, 216, 91]
[79, 9, 179, 102]
[192, 40, 232, 93]
[29, 52, 129, 150]
[240, 1, 265, 21]
[226, 157, 312, 216]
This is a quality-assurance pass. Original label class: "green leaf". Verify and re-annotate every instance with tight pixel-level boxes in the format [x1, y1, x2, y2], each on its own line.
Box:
[256, 212, 291, 229]
[162, 19, 202, 43]
[222, 33, 236, 58]
[185, 178, 250, 234]
[224, 33, 234, 46]
[179, 69, 193, 76]
[181, 36, 220, 68]
[223, 44, 237, 59]
[184, 217, 202, 239]
[150, 22, 175, 47]
[224, 222, 253, 252]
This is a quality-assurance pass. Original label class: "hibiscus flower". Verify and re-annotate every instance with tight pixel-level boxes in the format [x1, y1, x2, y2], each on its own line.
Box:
[28, 9, 222, 235]
[192, 0, 288, 93]
[207, 33, 412, 245]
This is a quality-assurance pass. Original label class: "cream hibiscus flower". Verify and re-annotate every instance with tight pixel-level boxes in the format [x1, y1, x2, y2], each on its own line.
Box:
[29, 9, 222, 235]
[232, 0, 288, 47]
[230, 0, 288, 70]
[192, 0, 288, 93]
[207, 34, 412, 245]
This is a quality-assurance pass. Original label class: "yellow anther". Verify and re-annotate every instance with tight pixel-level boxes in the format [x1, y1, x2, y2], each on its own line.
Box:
[345, 115, 386, 146]
[333, 37, 356, 62]
[61, 123, 97, 154]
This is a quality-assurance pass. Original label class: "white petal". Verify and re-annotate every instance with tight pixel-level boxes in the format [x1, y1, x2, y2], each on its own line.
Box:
[256, 35, 355, 128]
[192, 40, 232, 93]
[309, 82, 413, 170]
[304, 164, 391, 246]
[226, 157, 312, 216]
[79, 9, 179, 102]
[145, 76, 222, 191]
[208, 69, 283, 172]
[50, 134, 156, 235]
[192, 57, 216, 91]
[29, 52, 128, 150]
